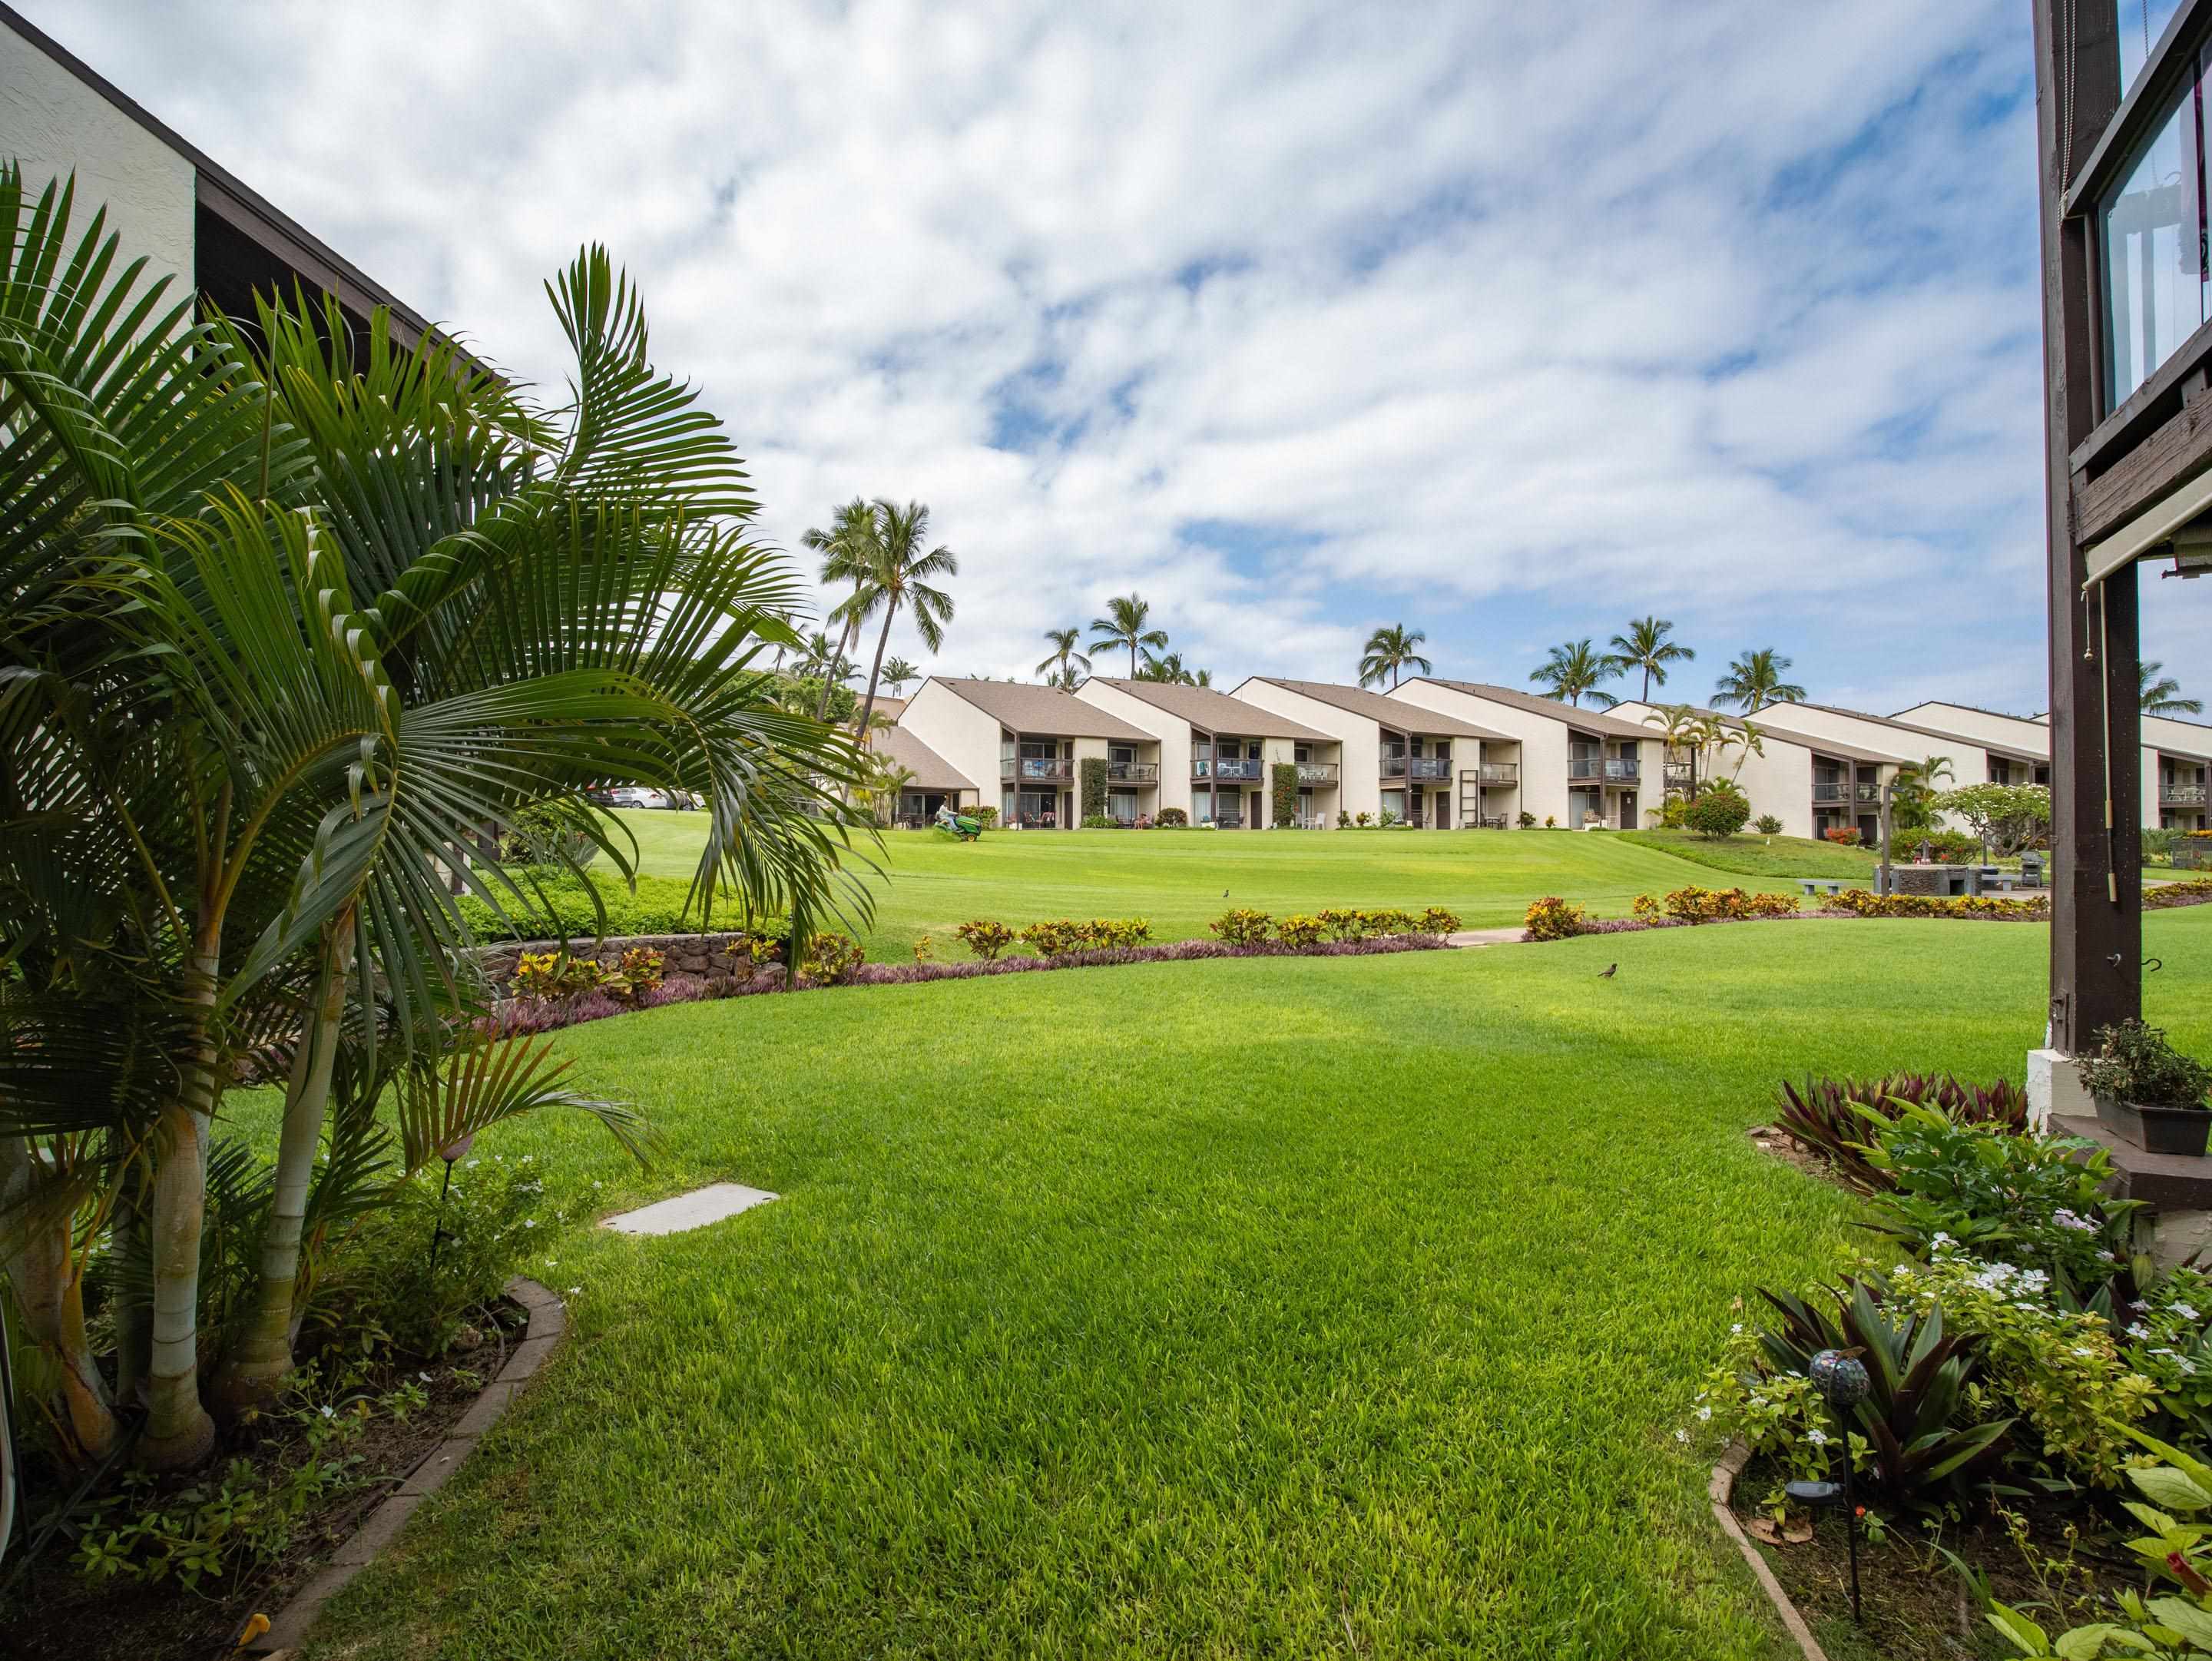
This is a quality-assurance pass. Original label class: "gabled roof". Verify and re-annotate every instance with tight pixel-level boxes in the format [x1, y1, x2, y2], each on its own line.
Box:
[1405, 679, 1654, 741]
[867, 724, 977, 792]
[1094, 678, 1333, 741]
[1243, 678, 1512, 741]
[1790, 702, 2049, 767]
[872, 696, 908, 721]
[1626, 703, 1914, 767]
[925, 677, 1153, 740]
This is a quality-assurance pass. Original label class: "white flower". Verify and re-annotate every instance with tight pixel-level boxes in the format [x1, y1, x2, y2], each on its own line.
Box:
[2128, 1322, 2151, 1339]
[319, 1404, 336, 1420]
[523, 1218, 538, 1229]
[1932, 1232, 1953, 1246]
[2177, 1303, 2202, 1321]
[544, 1258, 558, 1268]
[592, 1180, 603, 1190]
[465, 1159, 481, 1169]
[2185, 1361, 2200, 1375]
[1807, 1428, 1830, 1446]
[1696, 1406, 1712, 1421]
[419, 1371, 432, 1381]
[567, 1285, 583, 1295]
[2072, 1347, 2095, 1357]
[1729, 1324, 1743, 1335]
[1674, 1428, 1690, 1444]
[520, 1154, 534, 1164]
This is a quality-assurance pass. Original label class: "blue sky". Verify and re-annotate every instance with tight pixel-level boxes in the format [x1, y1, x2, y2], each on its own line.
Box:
[30, 0, 2208, 714]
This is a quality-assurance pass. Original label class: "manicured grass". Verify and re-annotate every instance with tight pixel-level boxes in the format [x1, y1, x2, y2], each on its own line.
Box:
[1618, 827, 1878, 880]
[249, 909, 2212, 1659]
[593, 811, 1794, 956]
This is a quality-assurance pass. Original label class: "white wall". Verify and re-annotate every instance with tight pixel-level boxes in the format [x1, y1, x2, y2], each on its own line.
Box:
[2038, 711, 2210, 830]
[1386, 683, 1579, 827]
[1231, 681, 1380, 824]
[2, 22, 196, 298]
[1893, 702, 2051, 757]
[1076, 681, 1194, 818]
[1614, 701, 1822, 837]
[899, 681, 1003, 818]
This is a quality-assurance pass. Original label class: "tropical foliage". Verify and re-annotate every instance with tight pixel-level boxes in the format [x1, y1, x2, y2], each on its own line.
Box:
[2144, 659, 2204, 718]
[1605, 615, 1695, 701]
[1089, 593, 1169, 678]
[1528, 639, 1620, 708]
[1711, 648, 1806, 713]
[1357, 624, 1432, 689]
[1035, 628, 1090, 689]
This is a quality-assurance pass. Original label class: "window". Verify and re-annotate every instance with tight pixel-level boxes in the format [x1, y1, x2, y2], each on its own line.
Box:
[2121, 1, 2188, 93]
[2101, 52, 2209, 405]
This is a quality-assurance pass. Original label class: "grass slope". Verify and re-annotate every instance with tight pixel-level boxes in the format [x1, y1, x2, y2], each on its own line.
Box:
[270, 908, 2212, 1659]
[591, 813, 1791, 956]
[1618, 827, 1878, 880]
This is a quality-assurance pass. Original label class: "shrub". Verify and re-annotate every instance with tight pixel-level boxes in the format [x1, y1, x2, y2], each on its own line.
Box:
[1275, 913, 1325, 947]
[1354, 811, 1373, 827]
[1336, 811, 1352, 828]
[1822, 826, 1861, 846]
[1518, 811, 1536, 828]
[972, 805, 1000, 828]
[1081, 814, 1119, 829]
[2146, 877, 2212, 910]
[1887, 1245, 2154, 1486]
[1209, 908, 1273, 945]
[512, 950, 605, 1000]
[1079, 756, 1108, 819]
[953, 919, 1015, 960]
[614, 946, 665, 997]
[1683, 789, 1750, 840]
[462, 871, 712, 943]
[1829, 888, 2048, 920]
[2078, 1019, 2212, 1109]
[1774, 1073, 2028, 1190]
[1856, 1099, 2135, 1287]
[1543, 815, 1557, 828]
[800, 932, 864, 985]
[1899, 828, 1982, 864]
[1358, 907, 1419, 937]
[1416, 907, 1461, 937]
[1522, 896, 1589, 942]
[1018, 920, 1083, 956]
[1659, 885, 1796, 923]
[1271, 762, 1299, 828]
[1753, 814, 1783, 834]
[1314, 908, 1366, 943]
[913, 934, 932, 962]
[1630, 893, 1662, 923]
[1155, 807, 1187, 827]
[1378, 809, 1399, 828]
[1080, 918, 1152, 950]
[495, 804, 600, 870]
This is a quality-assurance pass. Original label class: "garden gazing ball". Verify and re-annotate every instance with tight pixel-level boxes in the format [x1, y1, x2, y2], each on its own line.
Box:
[1810, 1348, 1870, 1407]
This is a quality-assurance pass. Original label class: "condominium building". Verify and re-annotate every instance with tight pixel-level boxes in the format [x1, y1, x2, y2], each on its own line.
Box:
[1075, 679, 1343, 827]
[1611, 701, 1912, 841]
[864, 723, 981, 826]
[2023, 708, 2212, 833]
[1228, 678, 1519, 828]
[898, 677, 1161, 828]
[1383, 681, 1660, 830]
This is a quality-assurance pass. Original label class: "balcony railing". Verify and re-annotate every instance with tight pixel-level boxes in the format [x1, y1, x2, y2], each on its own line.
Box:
[1194, 758, 1266, 781]
[2164, 784, 2210, 805]
[1003, 758, 1073, 781]
[1664, 762, 1694, 788]
[1466, 762, 1518, 786]
[1295, 761, 1339, 784]
[1382, 756, 1452, 780]
[1568, 758, 1639, 782]
[1811, 783, 1850, 804]
[1105, 761, 1159, 784]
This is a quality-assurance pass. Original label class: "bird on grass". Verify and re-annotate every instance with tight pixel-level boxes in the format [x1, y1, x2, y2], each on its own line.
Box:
[1223, 890, 1230, 898]
[1598, 963, 1618, 979]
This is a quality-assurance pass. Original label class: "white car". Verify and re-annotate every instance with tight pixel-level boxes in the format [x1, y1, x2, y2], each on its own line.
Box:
[605, 787, 671, 810]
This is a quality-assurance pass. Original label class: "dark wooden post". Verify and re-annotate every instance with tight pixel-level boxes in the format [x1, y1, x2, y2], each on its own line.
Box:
[2032, 0, 2139, 1053]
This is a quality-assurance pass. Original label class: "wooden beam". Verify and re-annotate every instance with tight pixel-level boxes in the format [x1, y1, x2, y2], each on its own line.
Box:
[2072, 391, 2212, 542]
[2062, 0, 2212, 214]
[2036, 0, 2141, 1055]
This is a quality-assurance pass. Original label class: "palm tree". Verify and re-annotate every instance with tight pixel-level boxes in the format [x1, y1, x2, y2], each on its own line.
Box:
[1358, 624, 1432, 689]
[1089, 594, 1169, 678]
[2143, 661, 2204, 717]
[1713, 648, 1806, 713]
[802, 499, 882, 721]
[1606, 616, 1695, 702]
[879, 656, 921, 697]
[1530, 640, 1621, 708]
[1892, 753, 1956, 834]
[1137, 649, 1213, 685]
[1036, 627, 1091, 688]
[842, 499, 956, 738]
[1, 179, 872, 1460]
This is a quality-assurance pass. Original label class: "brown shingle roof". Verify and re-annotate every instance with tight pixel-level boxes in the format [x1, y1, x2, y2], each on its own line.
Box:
[1242, 678, 1512, 741]
[866, 724, 979, 792]
[1405, 680, 1656, 741]
[927, 677, 1154, 740]
[1628, 703, 1914, 767]
[1093, 678, 1334, 741]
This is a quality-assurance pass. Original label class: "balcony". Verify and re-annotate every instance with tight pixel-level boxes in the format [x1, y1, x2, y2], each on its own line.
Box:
[1294, 761, 1339, 784]
[1105, 761, 1159, 784]
[1194, 758, 1266, 782]
[1664, 762, 1694, 789]
[1468, 762, 1518, 786]
[2164, 783, 2210, 806]
[1382, 756, 1452, 780]
[1003, 758, 1074, 782]
[1568, 758, 1639, 782]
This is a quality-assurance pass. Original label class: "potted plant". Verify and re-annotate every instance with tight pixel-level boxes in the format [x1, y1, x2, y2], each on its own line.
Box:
[2079, 1019, 2212, 1156]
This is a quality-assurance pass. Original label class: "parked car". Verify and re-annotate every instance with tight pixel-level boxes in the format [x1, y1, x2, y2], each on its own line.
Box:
[605, 786, 671, 810]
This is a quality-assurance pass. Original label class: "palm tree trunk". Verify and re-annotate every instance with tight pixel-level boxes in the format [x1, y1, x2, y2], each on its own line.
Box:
[214, 908, 353, 1414]
[813, 605, 860, 723]
[1642, 666, 1651, 701]
[1, 1137, 119, 1461]
[854, 603, 896, 737]
[141, 919, 221, 1469]
[111, 1177, 149, 1404]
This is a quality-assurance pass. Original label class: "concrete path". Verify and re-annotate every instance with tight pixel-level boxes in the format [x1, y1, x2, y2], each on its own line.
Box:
[1444, 927, 1527, 948]
[601, 1182, 778, 1235]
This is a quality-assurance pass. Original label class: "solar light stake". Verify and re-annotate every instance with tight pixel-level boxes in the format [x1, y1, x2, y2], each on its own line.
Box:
[1810, 1348, 1871, 1624]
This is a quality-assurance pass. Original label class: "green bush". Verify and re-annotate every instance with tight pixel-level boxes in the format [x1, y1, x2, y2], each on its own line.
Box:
[1682, 790, 1750, 839]
[1275, 914, 1324, 947]
[1417, 907, 1461, 936]
[459, 870, 714, 942]
[1522, 896, 1588, 941]
[1753, 814, 1783, 834]
[1081, 814, 1120, 829]
[972, 805, 1000, 828]
[1079, 757, 1108, 820]
[1270, 763, 1299, 828]
[2078, 1019, 2212, 1109]
[1155, 807, 1187, 827]
[952, 919, 1015, 960]
[1517, 811, 1536, 828]
[800, 932, 864, 985]
[1208, 908, 1273, 945]
[1337, 811, 1353, 828]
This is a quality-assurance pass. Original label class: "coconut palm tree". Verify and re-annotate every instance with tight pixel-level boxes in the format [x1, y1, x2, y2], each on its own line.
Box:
[1530, 640, 1621, 708]
[1137, 649, 1214, 685]
[802, 499, 882, 721]
[841, 499, 956, 738]
[1713, 648, 1806, 713]
[1089, 594, 1169, 678]
[2143, 661, 2204, 717]
[880, 656, 921, 697]
[1357, 624, 1432, 689]
[1606, 616, 1695, 701]
[1, 177, 870, 1460]
[1036, 628, 1091, 688]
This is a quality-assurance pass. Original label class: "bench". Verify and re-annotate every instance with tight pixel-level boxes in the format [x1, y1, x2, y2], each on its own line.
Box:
[1798, 879, 1852, 897]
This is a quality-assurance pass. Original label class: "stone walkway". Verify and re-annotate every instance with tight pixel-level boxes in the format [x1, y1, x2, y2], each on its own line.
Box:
[1443, 927, 1527, 948]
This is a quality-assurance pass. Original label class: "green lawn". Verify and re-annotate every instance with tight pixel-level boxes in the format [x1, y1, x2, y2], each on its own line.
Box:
[256, 907, 2212, 1659]
[1618, 827, 1879, 880]
[592, 811, 1808, 956]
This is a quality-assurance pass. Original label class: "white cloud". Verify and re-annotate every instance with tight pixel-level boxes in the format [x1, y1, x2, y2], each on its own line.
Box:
[22, 0, 2207, 708]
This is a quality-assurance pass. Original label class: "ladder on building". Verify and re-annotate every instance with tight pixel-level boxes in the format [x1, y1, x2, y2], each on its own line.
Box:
[1459, 769, 1482, 828]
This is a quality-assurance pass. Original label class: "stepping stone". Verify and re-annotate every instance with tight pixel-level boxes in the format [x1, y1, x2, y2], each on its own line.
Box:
[601, 1182, 778, 1236]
